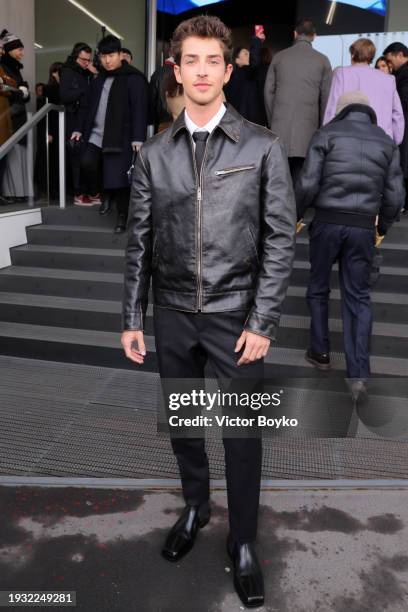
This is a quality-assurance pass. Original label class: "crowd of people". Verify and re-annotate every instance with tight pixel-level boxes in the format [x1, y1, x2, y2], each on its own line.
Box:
[0, 17, 407, 390]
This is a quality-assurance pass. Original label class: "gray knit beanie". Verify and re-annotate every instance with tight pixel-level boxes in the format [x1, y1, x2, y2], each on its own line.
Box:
[336, 90, 370, 115]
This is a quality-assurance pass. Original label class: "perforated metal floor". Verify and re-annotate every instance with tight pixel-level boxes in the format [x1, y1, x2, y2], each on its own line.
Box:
[1, 356, 407, 480]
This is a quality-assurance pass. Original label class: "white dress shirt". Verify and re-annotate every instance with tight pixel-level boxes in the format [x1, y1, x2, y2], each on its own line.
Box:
[184, 103, 227, 140]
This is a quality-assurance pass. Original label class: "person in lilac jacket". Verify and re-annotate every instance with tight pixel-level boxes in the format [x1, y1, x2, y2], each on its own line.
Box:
[324, 38, 404, 144]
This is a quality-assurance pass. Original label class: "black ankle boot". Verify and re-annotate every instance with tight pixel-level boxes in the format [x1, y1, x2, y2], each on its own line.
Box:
[114, 212, 127, 233]
[99, 195, 112, 216]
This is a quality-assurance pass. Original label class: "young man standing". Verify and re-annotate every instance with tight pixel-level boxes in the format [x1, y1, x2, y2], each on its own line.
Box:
[122, 16, 296, 608]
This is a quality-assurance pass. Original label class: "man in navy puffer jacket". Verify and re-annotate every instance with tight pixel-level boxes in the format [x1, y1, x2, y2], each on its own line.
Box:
[296, 90, 404, 399]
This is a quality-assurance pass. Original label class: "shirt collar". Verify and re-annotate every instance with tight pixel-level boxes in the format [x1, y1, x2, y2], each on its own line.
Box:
[184, 102, 227, 136]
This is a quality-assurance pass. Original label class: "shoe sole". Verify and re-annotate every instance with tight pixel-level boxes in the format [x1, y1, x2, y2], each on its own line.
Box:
[305, 353, 331, 371]
[161, 514, 210, 563]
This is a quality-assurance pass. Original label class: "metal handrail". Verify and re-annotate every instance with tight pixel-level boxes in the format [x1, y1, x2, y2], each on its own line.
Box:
[0, 103, 60, 158]
[0, 102, 66, 208]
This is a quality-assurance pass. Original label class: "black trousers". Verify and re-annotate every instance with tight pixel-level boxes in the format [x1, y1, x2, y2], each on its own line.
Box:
[67, 143, 85, 196]
[307, 220, 375, 378]
[80, 143, 130, 214]
[288, 156, 305, 189]
[153, 305, 263, 544]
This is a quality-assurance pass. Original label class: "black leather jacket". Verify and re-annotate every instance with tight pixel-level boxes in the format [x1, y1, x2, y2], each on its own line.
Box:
[123, 104, 296, 340]
[296, 104, 405, 234]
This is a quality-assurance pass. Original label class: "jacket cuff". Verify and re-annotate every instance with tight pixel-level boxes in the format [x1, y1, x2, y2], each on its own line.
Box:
[244, 309, 279, 341]
[122, 303, 146, 331]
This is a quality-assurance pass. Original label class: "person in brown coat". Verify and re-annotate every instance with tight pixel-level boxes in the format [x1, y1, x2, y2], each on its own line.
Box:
[0, 38, 13, 204]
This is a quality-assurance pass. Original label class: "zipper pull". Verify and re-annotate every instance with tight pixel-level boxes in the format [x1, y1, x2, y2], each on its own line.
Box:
[197, 186, 202, 201]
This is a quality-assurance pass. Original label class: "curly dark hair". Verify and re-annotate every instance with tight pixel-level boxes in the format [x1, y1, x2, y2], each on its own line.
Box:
[170, 15, 233, 66]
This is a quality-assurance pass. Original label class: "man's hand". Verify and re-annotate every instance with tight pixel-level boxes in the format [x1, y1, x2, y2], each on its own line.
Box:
[235, 330, 270, 366]
[375, 230, 385, 247]
[70, 132, 82, 141]
[121, 330, 146, 365]
[296, 219, 305, 234]
[88, 62, 98, 75]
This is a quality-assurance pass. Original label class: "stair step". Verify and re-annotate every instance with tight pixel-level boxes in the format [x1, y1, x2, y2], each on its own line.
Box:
[0, 293, 405, 356]
[10, 244, 125, 272]
[0, 266, 122, 299]
[0, 321, 406, 376]
[26, 224, 127, 249]
[41, 205, 116, 227]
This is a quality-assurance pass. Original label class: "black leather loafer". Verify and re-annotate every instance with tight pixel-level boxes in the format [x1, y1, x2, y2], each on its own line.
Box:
[227, 534, 265, 608]
[161, 503, 210, 562]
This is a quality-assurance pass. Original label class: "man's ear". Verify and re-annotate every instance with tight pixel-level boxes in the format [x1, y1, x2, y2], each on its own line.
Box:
[223, 63, 233, 85]
[174, 64, 182, 85]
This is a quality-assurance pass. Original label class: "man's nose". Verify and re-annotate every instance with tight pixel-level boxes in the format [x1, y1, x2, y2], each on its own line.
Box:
[196, 62, 208, 76]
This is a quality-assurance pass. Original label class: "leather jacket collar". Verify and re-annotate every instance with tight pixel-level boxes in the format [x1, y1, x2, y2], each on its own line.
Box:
[170, 103, 243, 143]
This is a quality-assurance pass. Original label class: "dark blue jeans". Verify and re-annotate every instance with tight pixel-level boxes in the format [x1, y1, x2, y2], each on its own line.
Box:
[307, 220, 376, 378]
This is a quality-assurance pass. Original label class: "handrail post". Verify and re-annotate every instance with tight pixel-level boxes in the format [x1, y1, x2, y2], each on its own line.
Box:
[26, 112, 35, 204]
[46, 108, 50, 206]
[58, 109, 66, 209]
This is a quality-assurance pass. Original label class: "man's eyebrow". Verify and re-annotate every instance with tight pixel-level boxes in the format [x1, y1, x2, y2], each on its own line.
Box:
[183, 54, 223, 59]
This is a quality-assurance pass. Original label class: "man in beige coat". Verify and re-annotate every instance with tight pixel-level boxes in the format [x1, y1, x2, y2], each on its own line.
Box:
[264, 18, 332, 184]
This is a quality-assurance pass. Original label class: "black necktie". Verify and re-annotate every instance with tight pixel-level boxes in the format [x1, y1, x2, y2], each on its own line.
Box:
[193, 131, 209, 174]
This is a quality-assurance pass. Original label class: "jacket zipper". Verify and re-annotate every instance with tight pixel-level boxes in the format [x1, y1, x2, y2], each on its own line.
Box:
[189, 132, 211, 312]
[215, 165, 255, 176]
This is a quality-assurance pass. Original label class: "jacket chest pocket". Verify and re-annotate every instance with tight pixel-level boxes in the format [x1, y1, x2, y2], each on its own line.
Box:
[214, 164, 256, 177]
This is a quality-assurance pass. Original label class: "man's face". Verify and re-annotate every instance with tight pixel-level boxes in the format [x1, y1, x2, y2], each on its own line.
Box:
[100, 51, 122, 71]
[385, 51, 407, 72]
[76, 51, 92, 69]
[9, 47, 24, 62]
[235, 48, 249, 67]
[174, 36, 232, 107]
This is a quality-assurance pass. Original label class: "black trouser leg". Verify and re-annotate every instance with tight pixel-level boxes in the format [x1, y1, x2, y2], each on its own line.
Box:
[307, 220, 342, 355]
[153, 306, 210, 507]
[80, 143, 102, 197]
[114, 187, 131, 216]
[338, 226, 375, 379]
[288, 156, 305, 189]
[67, 145, 84, 196]
[153, 305, 263, 544]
